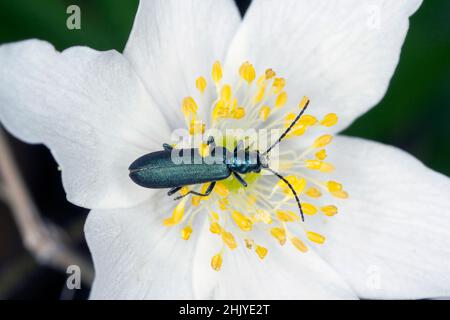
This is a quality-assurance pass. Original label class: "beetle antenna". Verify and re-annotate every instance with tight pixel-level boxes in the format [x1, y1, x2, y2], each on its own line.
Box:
[264, 167, 304, 222]
[262, 96, 310, 156]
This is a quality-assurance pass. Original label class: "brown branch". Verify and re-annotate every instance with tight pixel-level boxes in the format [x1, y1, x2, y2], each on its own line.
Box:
[0, 127, 94, 286]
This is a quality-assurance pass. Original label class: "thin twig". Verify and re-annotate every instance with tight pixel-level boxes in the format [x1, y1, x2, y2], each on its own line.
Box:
[0, 127, 94, 285]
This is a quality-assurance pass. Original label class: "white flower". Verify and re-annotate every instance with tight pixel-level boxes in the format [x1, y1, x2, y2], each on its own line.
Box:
[1, 0, 449, 300]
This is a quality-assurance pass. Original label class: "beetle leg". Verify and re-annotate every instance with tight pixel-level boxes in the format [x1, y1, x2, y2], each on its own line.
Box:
[174, 182, 216, 200]
[167, 186, 182, 196]
[163, 143, 173, 151]
[233, 172, 248, 187]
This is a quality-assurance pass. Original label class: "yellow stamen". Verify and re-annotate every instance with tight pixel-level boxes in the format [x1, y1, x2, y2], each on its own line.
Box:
[222, 231, 237, 249]
[307, 231, 326, 244]
[180, 187, 189, 196]
[231, 210, 253, 231]
[291, 237, 308, 253]
[189, 120, 205, 135]
[298, 96, 310, 109]
[277, 176, 306, 196]
[299, 114, 317, 126]
[270, 227, 286, 245]
[321, 205, 338, 216]
[302, 202, 318, 216]
[211, 253, 223, 271]
[265, 68, 276, 80]
[315, 149, 327, 160]
[212, 61, 223, 83]
[231, 107, 246, 119]
[210, 222, 222, 234]
[313, 134, 333, 148]
[253, 86, 266, 104]
[221, 84, 232, 102]
[331, 190, 349, 199]
[214, 182, 229, 197]
[199, 143, 210, 157]
[182, 96, 198, 116]
[218, 198, 228, 210]
[255, 245, 268, 259]
[276, 210, 300, 222]
[327, 181, 342, 192]
[275, 91, 288, 108]
[195, 76, 207, 94]
[163, 200, 185, 226]
[272, 77, 286, 94]
[320, 113, 338, 127]
[239, 61, 256, 83]
[259, 105, 271, 121]
[210, 211, 219, 221]
[181, 225, 193, 240]
[305, 187, 322, 198]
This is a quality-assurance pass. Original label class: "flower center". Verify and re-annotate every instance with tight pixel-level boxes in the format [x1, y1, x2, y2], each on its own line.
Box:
[163, 61, 348, 271]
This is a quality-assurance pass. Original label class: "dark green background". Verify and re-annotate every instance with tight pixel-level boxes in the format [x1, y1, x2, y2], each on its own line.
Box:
[0, 0, 448, 299]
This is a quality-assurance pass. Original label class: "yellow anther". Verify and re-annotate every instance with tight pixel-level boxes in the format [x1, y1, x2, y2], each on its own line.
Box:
[313, 134, 333, 148]
[253, 86, 266, 104]
[265, 68, 276, 80]
[259, 105, 271, 121]
[189, 120, 205, 135]
[211, 253, 223, 271]
[255, 209, 273, 224]
[239, 61, 256, 83]
[276, 210, 300, 222]
[214, 182, 229, 197]
[307, 231, 326, 244]
[210, 211, 219, 221]
[257, 75, 266, 86]
[182, 96, 198, 116]
[245, 239, 254, 249]
[327, 181, 343, 192]
[179, 187, 189, 196]
[331, 190, 349, 199]
[321, 205, 338, 216]
[191, 196, 201, 206]
[319, 162, 335, 173]
[315, 149, 327, 160]
[255, 245, 268, 259]
[231, 210, 253, 231]
[275, 91, 288, 108]
[212, 61, 223, 83]
[163, 200, 185, 226]
[270, 227, 286, 245]
[195, 76, 207, 94]
[231, 107, 246, 119]
[302, 202, 318, 216]
[222, 231, 237, 250]
[305, 187, 322, 198]
[320, 113, 338, 127]
[212, 99, 229, 120]
[210, 222, 222, 234]
[199, 143, 210, 157]
[299, 114, 318, 126]
[305, 160, 322, 170]
[218, 198, 229, 210]
[299, 96, 310, 109]
[181, 225, 193, 240]
[277, 176, 306, 196]
[221, 84, 232, 102]
[291, 237, 308, 253]
[272, 77, 286, 94]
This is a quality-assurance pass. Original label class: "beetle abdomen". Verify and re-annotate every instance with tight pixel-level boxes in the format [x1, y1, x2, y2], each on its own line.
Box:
[129, 149, 231, 188]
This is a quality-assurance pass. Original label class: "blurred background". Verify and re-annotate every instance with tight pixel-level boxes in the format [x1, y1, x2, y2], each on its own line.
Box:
[0, 0, 448, 299]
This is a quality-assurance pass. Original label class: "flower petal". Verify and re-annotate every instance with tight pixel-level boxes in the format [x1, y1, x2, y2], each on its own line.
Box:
[124, 0, 241, 129]
[0, 40, 170, 209]
[86, 194, 203, 299]
[192, 225, 357, 299]
[317, 136, 450, 299]
[225, 0, 422, 133]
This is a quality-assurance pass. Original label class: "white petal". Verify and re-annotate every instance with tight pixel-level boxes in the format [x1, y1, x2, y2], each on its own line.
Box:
[0, 40, 170, 209]
[317, 136, 450, 299]
[86, 194, 203, 299]
[124, 0, 241, 129]
[192, 225, 357, 299]
[225, 0, 422, 133]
